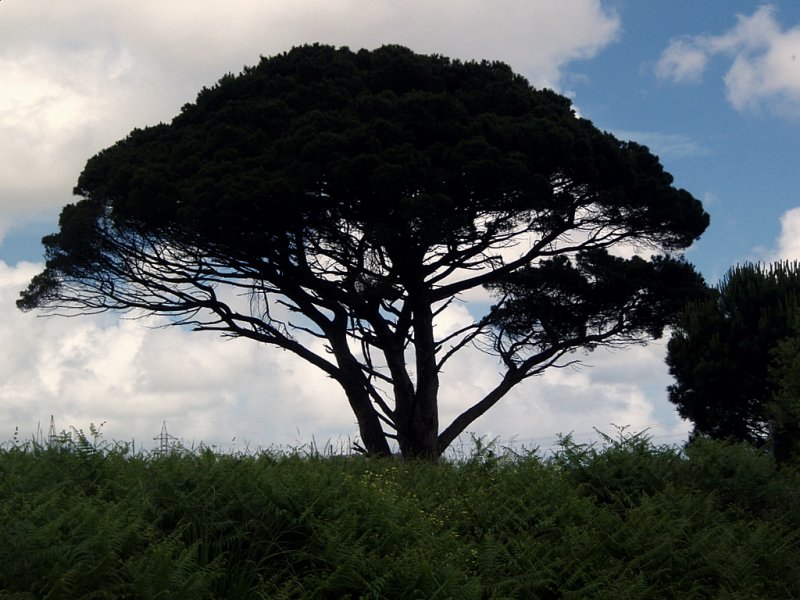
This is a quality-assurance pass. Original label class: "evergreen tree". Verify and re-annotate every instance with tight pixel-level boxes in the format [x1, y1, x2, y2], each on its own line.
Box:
[667, 262, 800, 448]
[20, 45, 708, 459]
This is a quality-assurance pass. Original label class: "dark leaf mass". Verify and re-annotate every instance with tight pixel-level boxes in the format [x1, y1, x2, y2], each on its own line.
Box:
[667, 262, 800, 448]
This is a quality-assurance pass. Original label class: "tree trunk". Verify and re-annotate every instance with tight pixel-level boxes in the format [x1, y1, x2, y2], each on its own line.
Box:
[395, 293, 440, 460]
[340, 375, 392, 457]
[351, 395, 393, 456]
[397, 393, 440, 460]
[327, 325, 392, 457]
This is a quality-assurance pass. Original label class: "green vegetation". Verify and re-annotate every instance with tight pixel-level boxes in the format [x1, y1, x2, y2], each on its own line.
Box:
[2, 429, 799, 599]
[667, 261, 800, 454]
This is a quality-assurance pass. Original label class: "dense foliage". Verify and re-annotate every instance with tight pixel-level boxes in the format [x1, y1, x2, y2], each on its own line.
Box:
[667, 262, 800, 447]
[769, 328, 800, 462]
[2, 429, 799, 598]
[19, 44, 709, 458]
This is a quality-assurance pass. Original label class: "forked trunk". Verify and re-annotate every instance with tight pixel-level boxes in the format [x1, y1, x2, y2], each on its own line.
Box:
[395, 289, 441, 461]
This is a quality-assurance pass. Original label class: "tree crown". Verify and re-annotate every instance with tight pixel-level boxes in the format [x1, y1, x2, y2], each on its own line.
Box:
[20, 45, 709, 458]
[667, 261, 800, 445]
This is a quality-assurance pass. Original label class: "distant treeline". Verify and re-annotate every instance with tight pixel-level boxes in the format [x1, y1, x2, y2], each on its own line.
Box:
[1, 430, 799, 598]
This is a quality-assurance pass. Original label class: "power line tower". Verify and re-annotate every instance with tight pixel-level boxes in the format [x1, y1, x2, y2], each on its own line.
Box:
[48, 415, 57, 448]
[153, 420, 179, 455]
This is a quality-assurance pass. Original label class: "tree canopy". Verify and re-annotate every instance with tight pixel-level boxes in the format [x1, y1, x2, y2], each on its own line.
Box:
[667, 262, 800, 448]
[20, 44, 709, 459]
[769, 327, 800, 463]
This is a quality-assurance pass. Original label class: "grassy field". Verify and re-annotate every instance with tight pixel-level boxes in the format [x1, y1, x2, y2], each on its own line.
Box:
[1, 428, 799, 599]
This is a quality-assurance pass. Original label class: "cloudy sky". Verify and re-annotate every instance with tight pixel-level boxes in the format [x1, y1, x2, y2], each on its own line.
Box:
[2, 1, 800, 454]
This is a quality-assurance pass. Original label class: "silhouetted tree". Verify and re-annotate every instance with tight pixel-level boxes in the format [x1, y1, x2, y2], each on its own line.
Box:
[667, 262, 800, 448]
[19, 45, 709, 459]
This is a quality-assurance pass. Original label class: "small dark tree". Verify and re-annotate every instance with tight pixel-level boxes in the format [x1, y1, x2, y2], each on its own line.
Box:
[19, 45, 708, 459]
[667, 262, 800, 447]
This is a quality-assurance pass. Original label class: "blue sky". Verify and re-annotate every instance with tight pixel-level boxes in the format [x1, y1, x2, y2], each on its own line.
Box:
[1, 1, 799, 452]
[581, 1, 800, 281]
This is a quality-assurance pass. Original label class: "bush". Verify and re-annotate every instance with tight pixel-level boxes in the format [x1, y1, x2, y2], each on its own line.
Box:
[1, 429, 799, 598]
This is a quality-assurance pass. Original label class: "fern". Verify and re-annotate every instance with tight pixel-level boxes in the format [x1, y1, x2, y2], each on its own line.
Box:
[2, 430, 800, 597]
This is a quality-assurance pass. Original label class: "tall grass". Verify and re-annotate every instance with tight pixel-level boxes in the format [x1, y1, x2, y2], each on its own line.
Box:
[1, 428, 799, 598]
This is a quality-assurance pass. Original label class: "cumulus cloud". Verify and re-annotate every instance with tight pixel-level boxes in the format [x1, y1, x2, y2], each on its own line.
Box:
[440, 339, 686, 452]
[0, 0, 619, 228]
[1, 259, 684, 453]
[763, 206, 800, 261]
[656, 5, 800, 117]
[656, 40, 710, 83]
[0, 261, 357, 449]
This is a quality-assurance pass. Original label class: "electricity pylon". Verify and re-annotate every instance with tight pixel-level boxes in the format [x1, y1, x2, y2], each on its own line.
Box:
[153, 420, 179, 455]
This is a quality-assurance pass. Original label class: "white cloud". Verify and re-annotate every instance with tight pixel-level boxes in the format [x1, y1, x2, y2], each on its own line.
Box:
[762, 206, 800, 261]
[0, 47, 134, 215]
[0, 261, 355, 450]
[1, 259, 685, 453]
[0, 0, 619, 228]
[656, 39, 710, 83]
[448, 340, 687, 452]
[656, 5, 800, 117]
